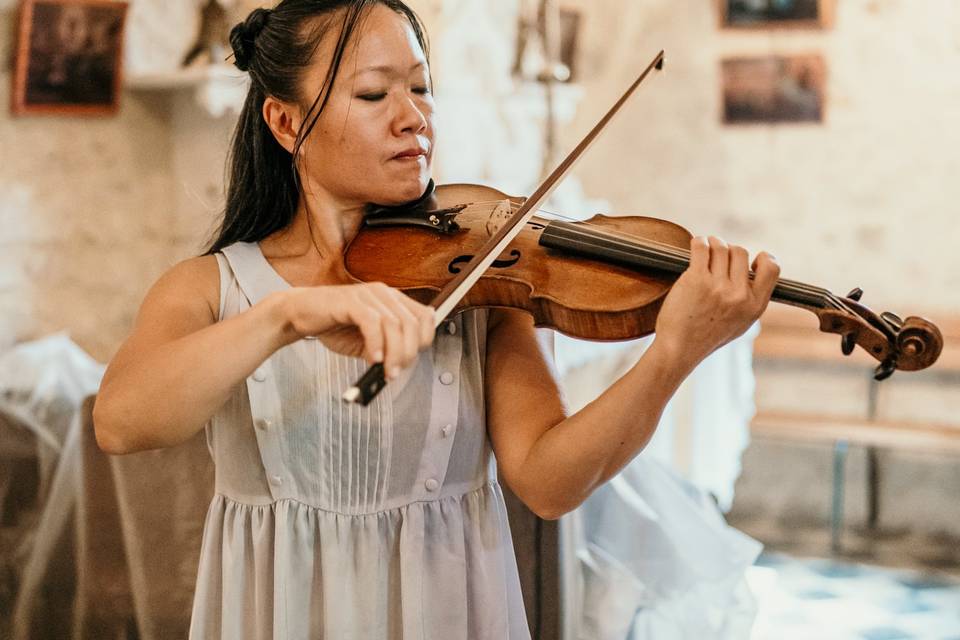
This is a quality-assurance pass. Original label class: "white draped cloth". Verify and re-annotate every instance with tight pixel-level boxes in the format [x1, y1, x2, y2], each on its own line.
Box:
[554, 331, 762, 640]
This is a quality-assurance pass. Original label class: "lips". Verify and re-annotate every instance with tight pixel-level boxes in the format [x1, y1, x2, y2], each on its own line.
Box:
[392, 147, 427, 159]
[391, 139, 430, 160]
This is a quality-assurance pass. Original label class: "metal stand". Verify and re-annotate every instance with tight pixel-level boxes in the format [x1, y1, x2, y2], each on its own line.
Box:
[831, 440, 848, 554]
[830, 375, 882, 554]
[865, 379, 881, 530]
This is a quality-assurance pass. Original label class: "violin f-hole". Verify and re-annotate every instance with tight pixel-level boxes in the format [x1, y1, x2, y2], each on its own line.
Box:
[448, 250, 521, 274]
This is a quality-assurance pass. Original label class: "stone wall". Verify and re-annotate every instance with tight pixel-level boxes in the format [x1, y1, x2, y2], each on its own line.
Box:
[561, 0, 960, 316]
[545, 0, 960, 539]
[2, 0, 958, 536]
[0, 0, 186, 362]
[0, 0, 278, 362]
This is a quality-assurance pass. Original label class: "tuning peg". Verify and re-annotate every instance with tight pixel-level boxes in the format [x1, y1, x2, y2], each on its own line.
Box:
[874, 357, 897, 381]
[841, 332, 856, 356]
[880, 311, 904, 331]
[846, 287, 863, 302]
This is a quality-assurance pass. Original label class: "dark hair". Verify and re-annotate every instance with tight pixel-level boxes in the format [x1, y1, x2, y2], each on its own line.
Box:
[204, 0, 429, 254]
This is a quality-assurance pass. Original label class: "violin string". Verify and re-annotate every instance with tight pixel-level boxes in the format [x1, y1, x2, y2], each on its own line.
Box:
[457, 200, 840, 310]
[534, 218, 841, 309]
[458, 199, 737, 266]
[454, 200, 836, 311]
[450, 200, 840, 309]
[538, 233, 843, 310]
[455, 200, 702, 261]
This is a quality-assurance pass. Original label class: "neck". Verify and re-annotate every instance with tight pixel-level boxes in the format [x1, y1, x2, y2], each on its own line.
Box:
[275, 183, 366, 260]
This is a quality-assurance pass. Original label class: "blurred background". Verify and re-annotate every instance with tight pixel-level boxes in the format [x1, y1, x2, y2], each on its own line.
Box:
[1, 0, 958, 639]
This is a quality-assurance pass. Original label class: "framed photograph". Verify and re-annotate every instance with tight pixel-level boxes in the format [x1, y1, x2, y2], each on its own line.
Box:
[721, 55, 826, 124]
[719, 0, 834, 29]
[12, 0, 129, 116]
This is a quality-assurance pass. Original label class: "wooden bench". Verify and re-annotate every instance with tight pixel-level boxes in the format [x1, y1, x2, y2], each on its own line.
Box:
[749, 304, 960, 550]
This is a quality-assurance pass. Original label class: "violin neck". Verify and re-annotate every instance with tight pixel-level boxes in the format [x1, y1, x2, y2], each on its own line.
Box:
[539, 221, 835, 310]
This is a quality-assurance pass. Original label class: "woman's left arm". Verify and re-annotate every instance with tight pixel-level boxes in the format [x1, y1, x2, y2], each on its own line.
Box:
[485, 236, 779, 520]
[484, 310, 692, 520]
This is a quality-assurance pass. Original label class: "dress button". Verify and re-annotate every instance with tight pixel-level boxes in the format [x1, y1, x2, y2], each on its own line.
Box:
[424, 478, 440, 492]
[441, 424, 453, 438]
[252, 368, 267, 382]
[269, 475, 283, 487]
[446, 321, 457, 335]
[255, 418, 272, 431]
[439, 371, 455, 385]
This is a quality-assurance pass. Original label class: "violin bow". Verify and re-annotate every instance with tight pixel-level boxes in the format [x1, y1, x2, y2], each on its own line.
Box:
[343, 51, 666, 405]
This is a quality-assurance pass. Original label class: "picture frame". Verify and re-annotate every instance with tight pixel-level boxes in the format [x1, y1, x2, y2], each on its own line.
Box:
[719, 0, 835, 29]
[721, 54, 826, 124]
[12, 0, 129, 116]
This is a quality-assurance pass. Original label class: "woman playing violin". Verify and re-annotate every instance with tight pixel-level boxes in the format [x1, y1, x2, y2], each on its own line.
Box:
[93, 1, 780, 637]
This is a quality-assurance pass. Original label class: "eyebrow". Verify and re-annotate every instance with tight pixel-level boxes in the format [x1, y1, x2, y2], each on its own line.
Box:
[349, 61, 426, 79]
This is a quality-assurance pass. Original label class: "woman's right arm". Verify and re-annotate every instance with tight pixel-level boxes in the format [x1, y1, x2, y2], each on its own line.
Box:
[94, 256, 434, 454]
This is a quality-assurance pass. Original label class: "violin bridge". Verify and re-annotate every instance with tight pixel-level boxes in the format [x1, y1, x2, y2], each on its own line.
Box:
[484, 200, 516, 236]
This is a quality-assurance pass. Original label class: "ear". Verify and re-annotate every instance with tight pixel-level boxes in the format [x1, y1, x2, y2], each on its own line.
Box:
[262, 96, 301, 154]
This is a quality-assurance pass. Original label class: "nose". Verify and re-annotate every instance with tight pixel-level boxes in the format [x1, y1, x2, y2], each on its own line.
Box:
[392, 93, 428, 137]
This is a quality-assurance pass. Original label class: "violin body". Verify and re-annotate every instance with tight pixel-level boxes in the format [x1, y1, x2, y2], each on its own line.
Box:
[345, 182, 942, 380]
[345, 183, 692, 341]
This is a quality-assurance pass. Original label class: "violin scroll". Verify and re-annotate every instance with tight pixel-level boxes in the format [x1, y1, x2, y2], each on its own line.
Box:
[894, 316, 943, 371]
[816, 293, 943, 379]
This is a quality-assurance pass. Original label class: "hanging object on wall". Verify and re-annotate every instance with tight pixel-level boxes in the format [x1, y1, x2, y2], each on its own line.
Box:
[182, 0, 232, 67]
[511, 0, 583, 179]
[719, 0, 835, 29]
[12, 0, 128, 116]
[721, 54, 825, 124]
[512, 0, 581, 84]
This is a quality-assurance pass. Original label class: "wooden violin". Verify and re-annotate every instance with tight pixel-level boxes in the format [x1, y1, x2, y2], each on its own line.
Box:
[341, 51, 943, 405]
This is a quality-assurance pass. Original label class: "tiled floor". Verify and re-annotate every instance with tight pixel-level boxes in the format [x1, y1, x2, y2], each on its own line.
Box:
[748, 553, 960, 640]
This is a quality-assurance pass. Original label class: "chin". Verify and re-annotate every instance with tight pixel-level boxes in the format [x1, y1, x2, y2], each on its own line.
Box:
[374, 174, 431, 206]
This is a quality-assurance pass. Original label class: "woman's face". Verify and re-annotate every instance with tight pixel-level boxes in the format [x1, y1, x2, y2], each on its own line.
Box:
[296, 5, 435, 207]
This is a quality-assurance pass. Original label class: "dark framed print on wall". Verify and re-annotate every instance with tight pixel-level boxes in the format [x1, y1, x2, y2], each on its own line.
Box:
[12, 0, 129, 116]
[721, 54, 826, 124]
[719, 0, 834, 29]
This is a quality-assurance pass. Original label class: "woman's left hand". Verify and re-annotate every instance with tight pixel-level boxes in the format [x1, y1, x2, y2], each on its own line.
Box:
[653, 235, 780, 368]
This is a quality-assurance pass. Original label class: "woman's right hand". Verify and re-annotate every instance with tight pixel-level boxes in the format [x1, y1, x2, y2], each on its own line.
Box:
[280, 282, 436, 379]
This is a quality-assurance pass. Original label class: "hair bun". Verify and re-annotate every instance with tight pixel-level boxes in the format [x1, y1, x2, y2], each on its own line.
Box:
[230, 7, 271, 72]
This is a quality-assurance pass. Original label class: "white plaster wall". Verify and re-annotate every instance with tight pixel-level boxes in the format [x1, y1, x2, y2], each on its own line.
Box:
[561, 0, 960, 316]
[0, 0, 530, 363]
[1, 0, 262, 362]
[3, 0, 959, 538]
[548, 0, 960, 536]
[0, 1, 190, 362]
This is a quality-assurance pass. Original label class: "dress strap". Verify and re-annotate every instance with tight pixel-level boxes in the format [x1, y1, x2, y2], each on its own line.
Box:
[218, 242, 295, 502]
[212, 253, 234, 322]
[220, 242, 290, 306]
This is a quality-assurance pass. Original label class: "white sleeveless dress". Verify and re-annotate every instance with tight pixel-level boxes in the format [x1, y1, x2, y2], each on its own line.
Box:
[188, 242, 530, 640]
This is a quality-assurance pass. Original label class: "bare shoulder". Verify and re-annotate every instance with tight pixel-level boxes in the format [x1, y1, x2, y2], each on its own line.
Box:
[146, 255, 221, 322]
[102, 255, 222, 383]
[125, 254, 221, 348]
